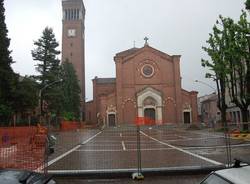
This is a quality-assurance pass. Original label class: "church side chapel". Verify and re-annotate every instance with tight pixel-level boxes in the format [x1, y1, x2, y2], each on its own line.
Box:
[86, 38, 198, 126]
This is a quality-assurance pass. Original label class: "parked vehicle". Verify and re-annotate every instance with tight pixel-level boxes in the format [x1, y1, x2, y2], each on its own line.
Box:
[200, 159, 250, 184]
[0, 169, 56, 184]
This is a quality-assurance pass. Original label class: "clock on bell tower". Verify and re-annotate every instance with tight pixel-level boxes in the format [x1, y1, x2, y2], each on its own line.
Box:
[62, 0, 86, 120]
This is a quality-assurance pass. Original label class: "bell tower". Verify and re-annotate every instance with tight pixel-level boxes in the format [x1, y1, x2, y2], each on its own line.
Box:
[62, 0, 85, 120]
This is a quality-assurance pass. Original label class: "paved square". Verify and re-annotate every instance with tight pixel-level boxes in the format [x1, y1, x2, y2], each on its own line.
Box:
[47, 126, 250, 173]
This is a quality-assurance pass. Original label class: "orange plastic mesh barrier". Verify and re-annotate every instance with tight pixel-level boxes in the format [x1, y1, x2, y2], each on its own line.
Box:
[61, 121, 80, 131]
[0, 126, 48, 173]
[135, 117, 155, 126]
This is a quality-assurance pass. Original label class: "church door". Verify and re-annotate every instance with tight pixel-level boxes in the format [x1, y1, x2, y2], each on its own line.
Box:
[183, 112, 191, 124]
[144, 108, 156, 121]
[108, 114, 116, 127]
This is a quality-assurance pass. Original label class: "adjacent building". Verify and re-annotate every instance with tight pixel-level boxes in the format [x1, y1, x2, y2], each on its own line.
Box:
[226, 94, 250, 124]
[198, 93, 220, 126]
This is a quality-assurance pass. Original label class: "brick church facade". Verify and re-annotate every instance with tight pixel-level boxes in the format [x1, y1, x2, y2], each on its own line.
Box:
[61, 0, 198, 125]
[86, 41, 198, 126]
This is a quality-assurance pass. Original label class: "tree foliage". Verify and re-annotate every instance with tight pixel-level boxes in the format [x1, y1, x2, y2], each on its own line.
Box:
[202, 11, 250, 129]
[13, 76, 39, 114]
[246, 0, 250, 10]
[224, 12, 250, 126]
[31, 27, 81, 122]
[61, 60, 81, 120]
[31, 27, 61, 116]
[202, 16, 228, 124]
[32, 27, 60, 85]
[0, 0, 16, 123]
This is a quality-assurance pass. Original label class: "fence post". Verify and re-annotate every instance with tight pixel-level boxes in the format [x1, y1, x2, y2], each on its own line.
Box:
[224, 121, 232, 167]
[132, 121, 144, 180]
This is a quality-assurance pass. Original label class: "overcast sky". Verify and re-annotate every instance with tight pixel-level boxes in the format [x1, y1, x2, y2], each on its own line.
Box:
[4, 0, 247, 100]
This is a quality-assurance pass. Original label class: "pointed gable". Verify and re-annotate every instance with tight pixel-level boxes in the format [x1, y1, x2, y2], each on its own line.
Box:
[114, 45, 180, 64]
[115, 47, 139, 57]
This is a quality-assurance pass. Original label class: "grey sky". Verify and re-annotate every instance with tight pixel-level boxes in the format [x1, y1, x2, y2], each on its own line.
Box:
[4, 0, 247, 100]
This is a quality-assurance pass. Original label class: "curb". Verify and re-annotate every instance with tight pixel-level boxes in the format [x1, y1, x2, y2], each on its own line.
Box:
[49, 165, 225, 179]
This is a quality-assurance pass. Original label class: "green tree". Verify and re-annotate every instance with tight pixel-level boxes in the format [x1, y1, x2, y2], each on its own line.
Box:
[202, 17, 228, 127]
[13, 76, 39, 115]
[246, 0, 250, 10]
[0, 0, 16, 123]
[223, 12, 250, 129]
[61, 60, 81, 120]
[31, 27, 61, 116]
[202, 12, 250, 130]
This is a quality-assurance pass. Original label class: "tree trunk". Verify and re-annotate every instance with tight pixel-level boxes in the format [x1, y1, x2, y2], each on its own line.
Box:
[218, 79, 228, 131]
[221, 108, 227, 131]
[241, 108, 249, 131]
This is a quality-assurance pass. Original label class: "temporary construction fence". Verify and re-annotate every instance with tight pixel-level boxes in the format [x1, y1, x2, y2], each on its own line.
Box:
[47, 120, 250, 177]
[60, 121, 85, 131]
[0, 125, 48, 173]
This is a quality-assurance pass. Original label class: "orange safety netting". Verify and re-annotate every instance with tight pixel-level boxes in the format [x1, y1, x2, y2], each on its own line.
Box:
[135, 117, 162, 126]
[0, 126, 48, 173]
[61, 121, 80, 131]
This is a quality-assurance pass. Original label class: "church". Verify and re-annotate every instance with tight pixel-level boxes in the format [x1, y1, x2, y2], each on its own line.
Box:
[61, 0, 198, 126]
[85, 40, 198, 126]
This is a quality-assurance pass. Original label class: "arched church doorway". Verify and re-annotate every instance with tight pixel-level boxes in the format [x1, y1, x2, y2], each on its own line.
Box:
[108, 114, 116, 127]
[144, 108, 155, 121]
[137, 87, 163, 125]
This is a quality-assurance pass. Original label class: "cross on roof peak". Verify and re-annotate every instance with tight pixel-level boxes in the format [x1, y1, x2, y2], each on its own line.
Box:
[144, 37, 149, 46]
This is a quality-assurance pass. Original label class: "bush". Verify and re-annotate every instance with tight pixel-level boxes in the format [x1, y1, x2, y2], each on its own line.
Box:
[63, 112, 75, 121]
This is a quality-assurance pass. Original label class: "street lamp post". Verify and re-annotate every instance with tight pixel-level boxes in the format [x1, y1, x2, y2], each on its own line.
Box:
[39, 79, 63, 124]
